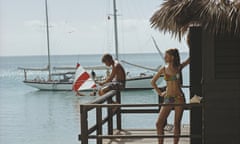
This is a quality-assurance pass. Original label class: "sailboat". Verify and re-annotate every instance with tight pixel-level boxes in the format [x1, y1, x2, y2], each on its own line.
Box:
[19, 0, 163, 91]
[18, 0, 108, 91]
[106, 0, 163, 89]
[18, 0, 76, 91]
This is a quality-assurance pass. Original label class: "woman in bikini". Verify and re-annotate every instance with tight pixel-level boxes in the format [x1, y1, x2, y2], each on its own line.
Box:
[151, 48, 190, 144]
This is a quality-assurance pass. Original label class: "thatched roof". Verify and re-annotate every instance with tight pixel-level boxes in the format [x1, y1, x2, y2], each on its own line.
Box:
[150, 0, 240, 39]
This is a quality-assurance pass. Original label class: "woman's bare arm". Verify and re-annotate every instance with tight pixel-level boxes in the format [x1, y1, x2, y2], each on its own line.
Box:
[181, 57, 190, 69]
[151, 67, 164, 96]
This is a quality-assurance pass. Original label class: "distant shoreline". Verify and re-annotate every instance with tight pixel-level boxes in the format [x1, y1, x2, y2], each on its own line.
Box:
[0, 52, 189, 58]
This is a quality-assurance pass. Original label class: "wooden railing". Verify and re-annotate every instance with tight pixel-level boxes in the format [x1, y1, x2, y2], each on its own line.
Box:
[78, 89, 203, 144]
[79, 90, 122, 144]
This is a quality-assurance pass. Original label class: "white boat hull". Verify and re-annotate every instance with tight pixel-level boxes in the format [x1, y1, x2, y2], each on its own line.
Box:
[23, 76, 163, 91]
[24, 81, 73, 91]
[125, 76, 158, 89]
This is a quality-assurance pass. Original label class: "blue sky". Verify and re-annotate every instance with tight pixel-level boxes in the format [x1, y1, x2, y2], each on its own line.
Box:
[0, 0, 188, 56]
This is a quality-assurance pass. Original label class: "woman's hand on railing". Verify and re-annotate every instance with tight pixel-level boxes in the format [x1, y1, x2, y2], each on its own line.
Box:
[159, 91, 166, 97]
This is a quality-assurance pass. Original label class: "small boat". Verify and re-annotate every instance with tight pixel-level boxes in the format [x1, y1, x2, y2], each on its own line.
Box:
[18, 67, 74, 91]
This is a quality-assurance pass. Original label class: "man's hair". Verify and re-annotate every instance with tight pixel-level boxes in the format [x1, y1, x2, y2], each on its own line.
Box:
[102, 53, 113, 63]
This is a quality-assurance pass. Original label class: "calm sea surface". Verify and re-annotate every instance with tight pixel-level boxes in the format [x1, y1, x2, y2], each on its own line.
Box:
[0, 53, 189, 144]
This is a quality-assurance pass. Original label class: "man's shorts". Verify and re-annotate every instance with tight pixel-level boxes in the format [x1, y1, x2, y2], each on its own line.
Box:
[102, 81, 125, 91]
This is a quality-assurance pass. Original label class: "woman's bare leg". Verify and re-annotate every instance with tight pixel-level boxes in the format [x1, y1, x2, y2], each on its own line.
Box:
[174, 106, 184, 144]
[156, 106, 172, 144]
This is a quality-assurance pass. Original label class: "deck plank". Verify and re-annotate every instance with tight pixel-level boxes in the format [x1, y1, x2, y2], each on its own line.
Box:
[103, 125, 190, 144]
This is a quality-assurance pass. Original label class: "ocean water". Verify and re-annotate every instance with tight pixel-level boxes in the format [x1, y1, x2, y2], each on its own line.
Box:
[0, 53, 189, 144]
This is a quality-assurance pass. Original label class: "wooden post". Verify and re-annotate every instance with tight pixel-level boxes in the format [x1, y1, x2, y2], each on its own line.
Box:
[107, 98, 113, 135]
[116, 90, 122, 130]
[189, 27, 203, 144]
[96, 107, 102, 144]
[80, 105, 88, 144]
[202, 102, 205, 144]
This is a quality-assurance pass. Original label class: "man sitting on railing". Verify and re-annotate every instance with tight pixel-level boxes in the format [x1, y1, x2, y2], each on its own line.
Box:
[96, 54, 126, 96]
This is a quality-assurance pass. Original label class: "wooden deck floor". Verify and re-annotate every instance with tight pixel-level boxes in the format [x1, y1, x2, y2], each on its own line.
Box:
[103, 125, 190, 144]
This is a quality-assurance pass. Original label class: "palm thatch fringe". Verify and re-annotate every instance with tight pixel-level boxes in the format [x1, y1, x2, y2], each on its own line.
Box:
[150, 0, 240, 40]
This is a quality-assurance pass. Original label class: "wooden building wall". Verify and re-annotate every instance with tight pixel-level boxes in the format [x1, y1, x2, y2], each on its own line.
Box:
[190, 26, 240, 144]
[202, 30, 240, 144]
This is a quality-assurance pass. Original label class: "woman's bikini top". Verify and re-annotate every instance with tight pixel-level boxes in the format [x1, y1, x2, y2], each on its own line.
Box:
[164, 73, 180, 81]
[163, 67, 180, 81]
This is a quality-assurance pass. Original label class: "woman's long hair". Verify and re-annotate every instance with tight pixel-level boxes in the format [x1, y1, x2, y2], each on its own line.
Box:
[166, 48, 180, 68]
[166, 48, 183, 85]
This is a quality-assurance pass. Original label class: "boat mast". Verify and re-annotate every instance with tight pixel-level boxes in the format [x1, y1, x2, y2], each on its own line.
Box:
[113, 0, 119, 60]
[45, 0, 51, 80]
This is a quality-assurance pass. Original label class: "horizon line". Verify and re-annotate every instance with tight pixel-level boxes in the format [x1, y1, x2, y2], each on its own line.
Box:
[0, 51, 189, 57]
